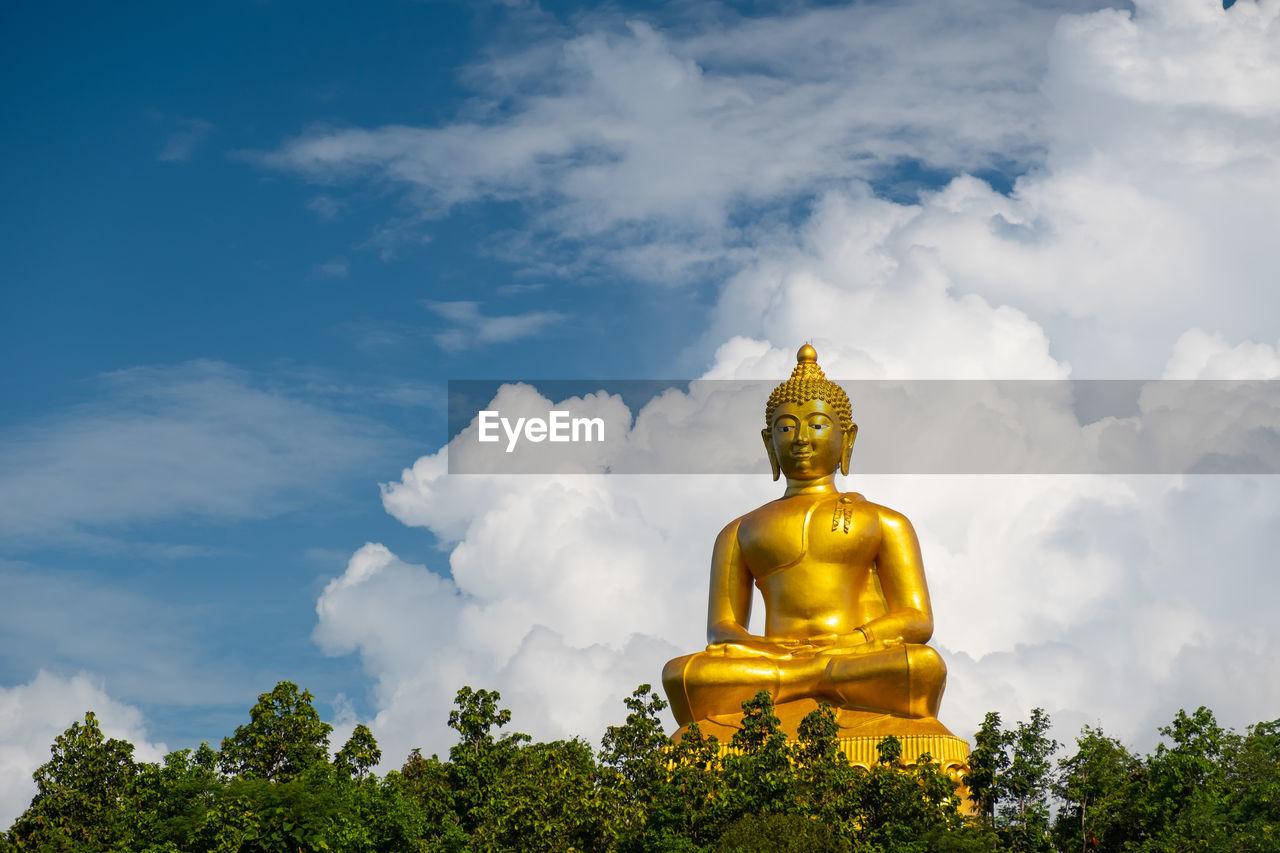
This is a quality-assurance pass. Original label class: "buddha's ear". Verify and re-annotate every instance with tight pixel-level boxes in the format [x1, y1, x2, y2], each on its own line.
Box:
[762, 428, 781, 481]
[840, 423, 857, 477]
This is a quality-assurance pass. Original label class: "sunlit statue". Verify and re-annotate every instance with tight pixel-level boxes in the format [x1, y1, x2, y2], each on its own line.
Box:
[663, 345, 962, 749]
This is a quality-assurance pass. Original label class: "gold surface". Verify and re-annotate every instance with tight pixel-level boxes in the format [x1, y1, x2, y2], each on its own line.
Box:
[663, 345, 966, 749]
[715, 728, 969, 777]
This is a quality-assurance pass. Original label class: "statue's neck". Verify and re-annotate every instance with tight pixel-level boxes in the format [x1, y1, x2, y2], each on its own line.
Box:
[782, 474, 840, 497]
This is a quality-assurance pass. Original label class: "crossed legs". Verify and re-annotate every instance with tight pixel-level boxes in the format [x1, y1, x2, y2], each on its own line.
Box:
[662, 643, 947, 726]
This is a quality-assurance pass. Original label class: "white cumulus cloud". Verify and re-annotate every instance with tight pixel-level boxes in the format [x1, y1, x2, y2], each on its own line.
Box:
[424, 301, 565, 351]
[0, 672, 166, 830]
[259, 0, 1105, 279]
[308, 0, 1280, 770]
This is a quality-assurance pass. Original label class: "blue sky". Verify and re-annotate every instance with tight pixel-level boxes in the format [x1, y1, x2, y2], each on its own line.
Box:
[2, 3, 691, 696]
[2, 2, 732, 800]
[2, 2, 696, 395]
[5, 0, 1280, 828]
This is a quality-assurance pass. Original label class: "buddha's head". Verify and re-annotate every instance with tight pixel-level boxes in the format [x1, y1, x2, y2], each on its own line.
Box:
[763, 344, 857, 481]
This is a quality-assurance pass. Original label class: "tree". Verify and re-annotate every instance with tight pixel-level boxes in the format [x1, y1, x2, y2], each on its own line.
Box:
[219, 681, 333, 782]
[440, 686, 616, 850]
[445, 686, 530, 836]
[721, 691, 795, 826]
[124, 747, 222, 850]
[713, 813, 852, 853]
[359, 766, 442, 853]
[600, 684, 669, 793]
[7, 711, 138, 852]
[1222, 718, 1280, 852]
[599, 684, 672, 850]
[960, 709, 1058, 851]
[1139, 706, 1231, 850]
[877, 733, 905, 766]
[335, 723, 382, 781]
[393, 748, 464, 850]
[194, 773, 356, 853]
[791, 703, 858, 831]
[965, 711, 1010, 823]
[193, 740, 218, 771]
[649, 722, 725, 849]
[474, 738, 611, 852]
[34, 681, 1280, 851]
[848, 740, 964, 852]
[1053, 725, 1141, 853]
[1000, 708, 1058, 852]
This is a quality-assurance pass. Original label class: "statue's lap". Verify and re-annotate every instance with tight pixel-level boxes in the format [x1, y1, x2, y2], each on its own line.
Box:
[663, 641, 955, 742]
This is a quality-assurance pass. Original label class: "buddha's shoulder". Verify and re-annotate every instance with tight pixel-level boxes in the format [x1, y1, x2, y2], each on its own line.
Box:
[858, 498, 916, 531]
[725, 500, 781, 539]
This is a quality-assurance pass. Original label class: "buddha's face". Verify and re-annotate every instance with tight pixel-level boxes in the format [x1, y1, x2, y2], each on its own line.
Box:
[769, 399, 844, 480]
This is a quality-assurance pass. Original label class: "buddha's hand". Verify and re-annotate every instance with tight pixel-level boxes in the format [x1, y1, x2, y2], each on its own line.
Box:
[772, 634, 837, 656]
[706, 638, 795, 658]
[806, 630, 878, 654]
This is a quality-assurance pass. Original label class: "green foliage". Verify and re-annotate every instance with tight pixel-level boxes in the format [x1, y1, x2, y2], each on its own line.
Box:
[1221, 718, 1280, 851]
[713, 812, 852, 853]
[473, 738, 612, 852]
[444, 685, 530, 835]
[648, 722, 725, 849]
[124, 747, 222, 849]
[1000, 708, 1058, 851]
[876, 733, 904, 766]
[965, 711, 1009, 823]
[722, 690, 793, 824]
[961, 708, 1058, 851]
[600, 684, 669, 793]
[599, 684, 673, 851]
[196, 772, 351, 852]
[1053, 724, 1142, 853]
[852, 750, 964, 852]
[393, 747, 458, 845]
[360, 770, 441, 853]
[11, 681, 1280, 852]
[1136, 706, 1233, 852]
[8, 711, 138, 852]
[219, 682, 333, 783]
[335, 723, 381, 780]
[194, 741, 218, 770]
[793, 702, 842, 768]
[730, 690, 786, 756]
[791, 704, 858, 830]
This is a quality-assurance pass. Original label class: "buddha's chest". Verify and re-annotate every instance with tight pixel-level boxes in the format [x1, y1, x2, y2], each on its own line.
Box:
[737, 493, 880, 581]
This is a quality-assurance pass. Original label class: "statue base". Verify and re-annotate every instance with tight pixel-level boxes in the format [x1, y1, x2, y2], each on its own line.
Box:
[671, 697, 962, 743]
[671, 698, 972, 807]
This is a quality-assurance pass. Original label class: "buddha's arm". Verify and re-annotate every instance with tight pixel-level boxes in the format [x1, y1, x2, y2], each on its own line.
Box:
[860, 507, 934, 644]
[706, 519, 756, 645]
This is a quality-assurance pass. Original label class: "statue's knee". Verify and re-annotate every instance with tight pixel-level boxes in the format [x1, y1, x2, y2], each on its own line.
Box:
[906, 645, 947, 688]
[662, 653, 698, 690]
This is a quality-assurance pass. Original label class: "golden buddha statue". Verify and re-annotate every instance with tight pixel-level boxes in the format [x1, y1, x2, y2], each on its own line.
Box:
[663, 345, 965, 760]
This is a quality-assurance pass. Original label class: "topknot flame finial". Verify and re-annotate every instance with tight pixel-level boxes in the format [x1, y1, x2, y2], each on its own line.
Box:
[764, 343, 853, 432]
